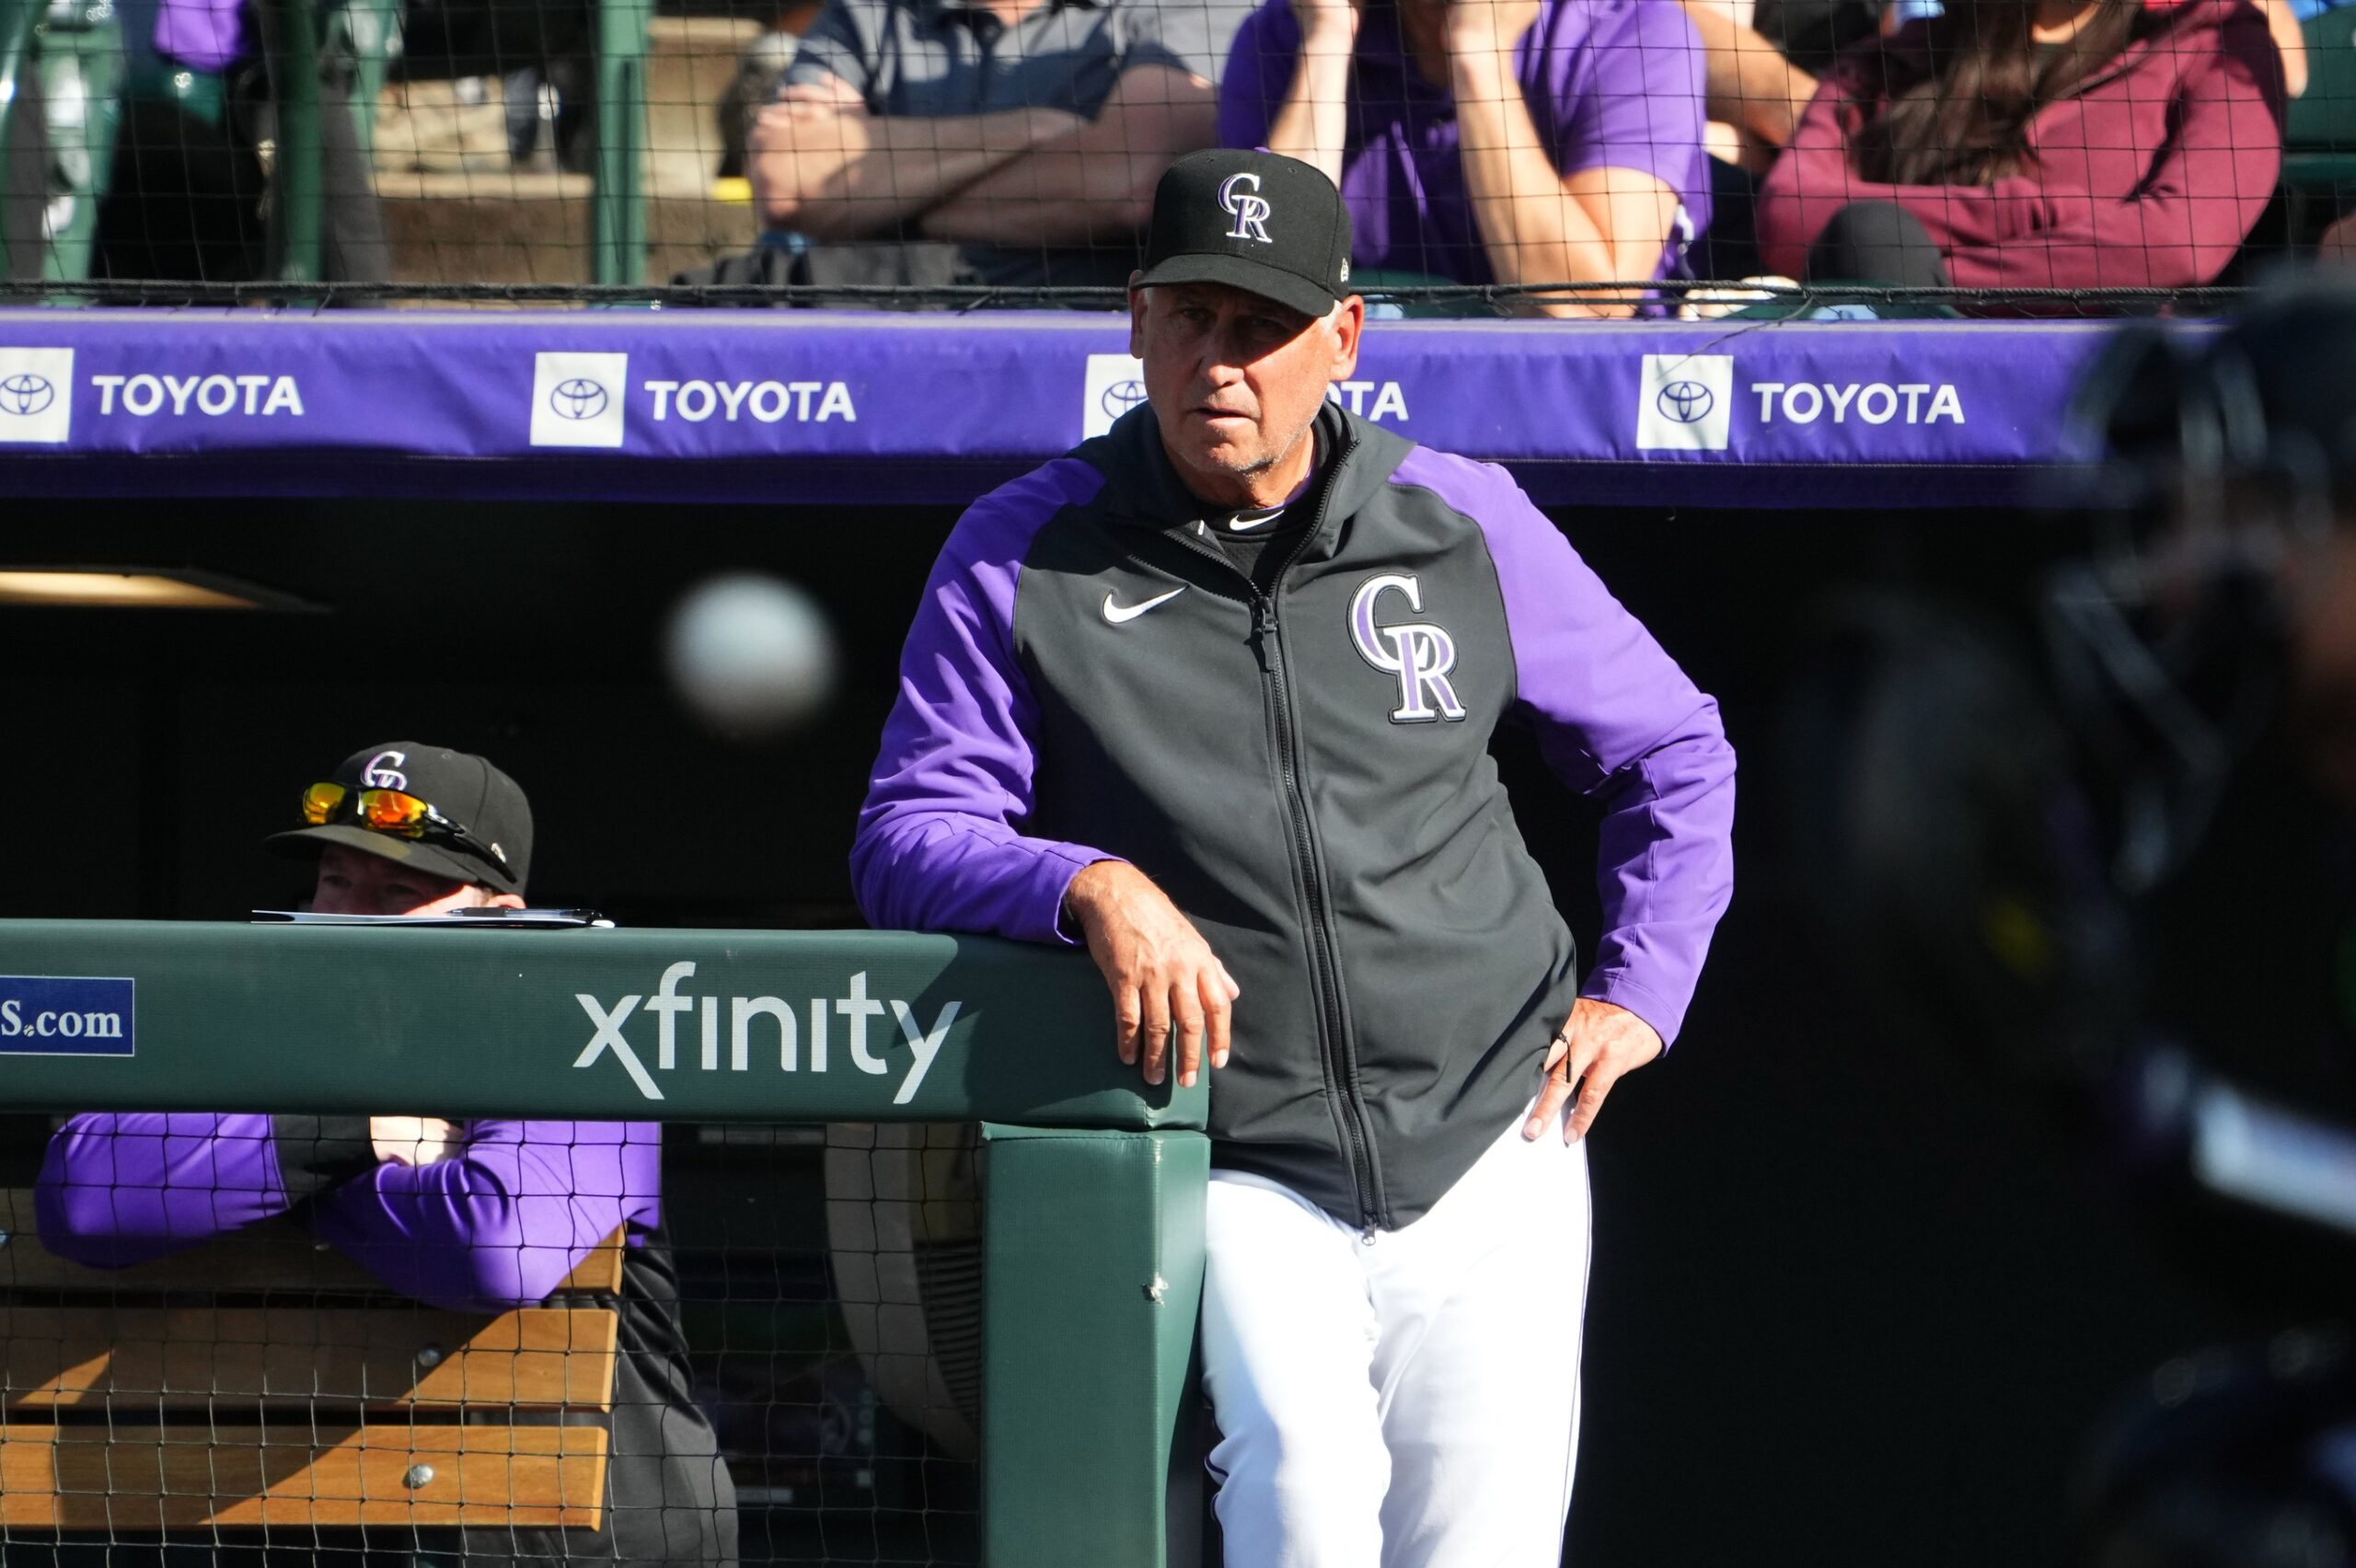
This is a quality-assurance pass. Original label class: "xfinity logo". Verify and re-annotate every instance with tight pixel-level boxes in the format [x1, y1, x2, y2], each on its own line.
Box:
[0, 348, 75, 444]
[572, 963, 958, 1106]
[1350, 573, 1466, 724]
[531, 352, 629, 448]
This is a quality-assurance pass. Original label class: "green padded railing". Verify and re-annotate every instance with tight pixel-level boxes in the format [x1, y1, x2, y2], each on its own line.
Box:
[0, 919, 1208, 1565]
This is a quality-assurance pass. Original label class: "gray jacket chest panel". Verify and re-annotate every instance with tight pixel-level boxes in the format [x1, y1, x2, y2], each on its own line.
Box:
[1002, 407, 1576, 1228]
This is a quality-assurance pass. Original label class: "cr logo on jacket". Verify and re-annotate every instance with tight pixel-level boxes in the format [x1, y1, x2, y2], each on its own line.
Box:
[1349, 573, 1467, 724]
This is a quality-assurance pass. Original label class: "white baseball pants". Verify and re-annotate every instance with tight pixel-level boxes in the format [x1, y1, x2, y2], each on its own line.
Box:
[1201, 1105, 1592, 1568]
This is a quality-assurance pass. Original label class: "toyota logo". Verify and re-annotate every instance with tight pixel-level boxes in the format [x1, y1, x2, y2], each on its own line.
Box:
[1656, 381, 1714, 424]
[0, 374, 56, 418]
[1100, 379, 1148, 421]
[549, 378, 610, 421]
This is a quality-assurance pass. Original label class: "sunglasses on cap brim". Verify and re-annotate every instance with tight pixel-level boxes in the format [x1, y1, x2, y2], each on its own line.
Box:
[300, 782, 511, 870]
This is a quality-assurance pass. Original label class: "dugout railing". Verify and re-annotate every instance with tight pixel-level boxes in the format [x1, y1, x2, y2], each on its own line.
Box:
[0, 918, 1207, 1566]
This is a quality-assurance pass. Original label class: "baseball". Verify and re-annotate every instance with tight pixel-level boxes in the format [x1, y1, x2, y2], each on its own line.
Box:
[664, 572, 840, 736]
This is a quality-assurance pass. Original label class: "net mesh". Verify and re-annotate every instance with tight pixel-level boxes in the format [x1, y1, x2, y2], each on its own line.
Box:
[0, 1113, 984, 1566]
[1, 0, 2346, 312]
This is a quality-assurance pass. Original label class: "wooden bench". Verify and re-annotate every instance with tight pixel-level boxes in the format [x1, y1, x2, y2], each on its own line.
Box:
[0, 1189, 623, 1533]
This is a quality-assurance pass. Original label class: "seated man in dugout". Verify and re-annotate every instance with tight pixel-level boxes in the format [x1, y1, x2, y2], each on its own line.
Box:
[745, 0, 1251, 290]
[1218, 0, 1713, 317]
[35, 742, 738, 1568]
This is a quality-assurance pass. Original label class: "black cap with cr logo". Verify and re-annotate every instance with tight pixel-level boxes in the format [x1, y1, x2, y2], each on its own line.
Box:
[265, 742, 533, 894]
[1138, 149, 1354, 320]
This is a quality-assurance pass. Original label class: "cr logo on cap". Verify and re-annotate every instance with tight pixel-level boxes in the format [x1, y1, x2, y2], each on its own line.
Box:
[363, 750, 409, 790]
[1219, 173, 1273, 245]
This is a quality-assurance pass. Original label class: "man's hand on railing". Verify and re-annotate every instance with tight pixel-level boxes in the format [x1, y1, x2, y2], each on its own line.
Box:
[1063, 860, 1238, 1092]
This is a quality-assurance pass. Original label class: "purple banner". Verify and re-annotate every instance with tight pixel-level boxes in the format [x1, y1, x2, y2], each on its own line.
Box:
[0, 310, 2133, 508]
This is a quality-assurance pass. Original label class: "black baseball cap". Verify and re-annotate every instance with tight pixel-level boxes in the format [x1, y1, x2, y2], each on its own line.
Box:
[1137, 149, 1354, 320]
[266, 742, 533, 895]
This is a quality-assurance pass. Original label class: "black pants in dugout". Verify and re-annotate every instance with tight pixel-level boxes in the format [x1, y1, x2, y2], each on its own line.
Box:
[95, 44, 390, 286]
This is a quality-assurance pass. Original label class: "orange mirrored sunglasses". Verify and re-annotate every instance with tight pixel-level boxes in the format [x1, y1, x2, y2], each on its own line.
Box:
[300, 782, 509, 867]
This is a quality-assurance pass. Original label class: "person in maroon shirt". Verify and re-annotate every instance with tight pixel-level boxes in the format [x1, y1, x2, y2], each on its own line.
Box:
[1754, 0, 2287, 291]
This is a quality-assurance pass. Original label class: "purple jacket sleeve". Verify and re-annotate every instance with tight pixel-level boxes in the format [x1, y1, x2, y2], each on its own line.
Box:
[1395, 451, 1735, 1044]
[310, 1121, 663, 1313]
[852, 460, 1124, 943]
[37, 1113, 297, 1267]
[37, 1114, 660, 1313]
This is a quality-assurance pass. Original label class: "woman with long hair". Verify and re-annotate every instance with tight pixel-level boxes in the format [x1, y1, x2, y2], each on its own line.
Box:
[1753, 0, 2287, 290]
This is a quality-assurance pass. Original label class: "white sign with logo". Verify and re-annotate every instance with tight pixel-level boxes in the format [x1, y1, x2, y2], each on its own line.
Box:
[0, 348, 75, 444]
[1634, 352, 1734, 453]
[529, 352, 629, 449]
[1081, 352, 1149, 441]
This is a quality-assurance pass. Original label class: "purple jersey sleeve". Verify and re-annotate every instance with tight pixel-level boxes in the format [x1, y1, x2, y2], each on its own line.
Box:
[37, 1113, 292, 1268]
[1392, 450, 1736, 1045]
[36, 1114, 661, 1313]
[852, 459, 1126, 943]
[1537, 0, 1709, 213]
[311, 1121, 663, 1313]
[1217, 2, 1292, 152]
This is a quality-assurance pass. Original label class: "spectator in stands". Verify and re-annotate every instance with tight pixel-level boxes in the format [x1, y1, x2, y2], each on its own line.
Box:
[1678, 1, 1828, 169]
[36, 742, 738, 1566]
[1753, 0, 2288, 291]
[1218, 0, 1710, 315]
[744, 0, 1247, 290]
[96, 0, 390, 286]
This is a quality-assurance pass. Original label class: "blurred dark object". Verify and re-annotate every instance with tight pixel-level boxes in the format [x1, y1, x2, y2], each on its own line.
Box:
[2077, 1327, 2356, 1568]
[1782, 282, 2356, 1567]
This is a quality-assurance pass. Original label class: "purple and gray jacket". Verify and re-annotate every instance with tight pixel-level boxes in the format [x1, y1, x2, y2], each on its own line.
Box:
[853, 401, 1736, 1230]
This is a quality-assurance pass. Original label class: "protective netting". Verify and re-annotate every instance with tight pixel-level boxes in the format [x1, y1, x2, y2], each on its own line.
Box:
[2, 0, 2348, 311]
[0, 1113, 984, 1566]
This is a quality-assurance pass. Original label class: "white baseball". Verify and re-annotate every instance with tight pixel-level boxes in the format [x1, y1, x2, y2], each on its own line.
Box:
[664, 572, 841, 736]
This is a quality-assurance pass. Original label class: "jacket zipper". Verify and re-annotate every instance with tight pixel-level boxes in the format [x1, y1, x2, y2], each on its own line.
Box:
[1159, 455, 1385, 1232]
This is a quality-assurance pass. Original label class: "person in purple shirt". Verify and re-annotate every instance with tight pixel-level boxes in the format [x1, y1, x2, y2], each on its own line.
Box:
[37, 743, 735, 1566]
[1219, 0, 1710, 315]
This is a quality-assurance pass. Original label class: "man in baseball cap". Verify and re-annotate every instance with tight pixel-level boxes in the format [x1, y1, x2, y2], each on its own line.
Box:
[40, 741, 742, 1563]
[864, 144, 1734, 1563]
[265, 741, 533, 912]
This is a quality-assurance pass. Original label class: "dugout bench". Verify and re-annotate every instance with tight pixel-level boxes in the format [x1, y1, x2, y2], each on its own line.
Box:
[0, 920, 1208, 1566]
[1, 1194, 629, 1530]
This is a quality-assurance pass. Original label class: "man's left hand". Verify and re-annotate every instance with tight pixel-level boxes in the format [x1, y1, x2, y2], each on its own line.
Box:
[1525, 998, 1662, 1143]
